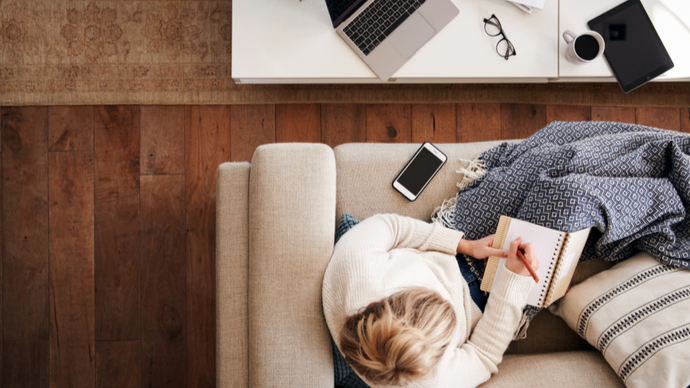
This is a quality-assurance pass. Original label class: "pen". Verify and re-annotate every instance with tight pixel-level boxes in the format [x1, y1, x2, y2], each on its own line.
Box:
[517, 249, 539, 283]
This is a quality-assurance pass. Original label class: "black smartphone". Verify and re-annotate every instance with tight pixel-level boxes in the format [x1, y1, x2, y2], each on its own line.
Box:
[392, 142, 447, 201]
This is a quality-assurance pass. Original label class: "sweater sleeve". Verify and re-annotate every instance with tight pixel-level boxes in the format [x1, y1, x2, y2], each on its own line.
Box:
[336, 213, 465, 257]
[437, 265, 534, 388]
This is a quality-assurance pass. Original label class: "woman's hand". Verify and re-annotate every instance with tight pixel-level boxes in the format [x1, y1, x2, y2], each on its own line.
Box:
[505, 237, 540, 277]
[457, 234, 508, 260]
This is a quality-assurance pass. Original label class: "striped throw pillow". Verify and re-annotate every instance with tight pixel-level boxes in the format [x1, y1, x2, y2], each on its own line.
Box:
[549, 252, 690, 388]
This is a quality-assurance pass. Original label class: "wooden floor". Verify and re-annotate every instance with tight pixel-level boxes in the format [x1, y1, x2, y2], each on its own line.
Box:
[1, 103, 689, 388]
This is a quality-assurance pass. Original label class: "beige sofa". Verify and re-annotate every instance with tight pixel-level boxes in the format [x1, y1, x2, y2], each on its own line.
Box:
[216, 142, 626, 388]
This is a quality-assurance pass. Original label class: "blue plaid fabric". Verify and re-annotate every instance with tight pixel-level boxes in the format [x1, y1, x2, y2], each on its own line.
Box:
[335, 213, 361, 245]
[331, 336, 371, 388]
[331, 214, 370, 388]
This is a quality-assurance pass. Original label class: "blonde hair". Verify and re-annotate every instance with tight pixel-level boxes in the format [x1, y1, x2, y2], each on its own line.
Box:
[339, 288, 457, 387]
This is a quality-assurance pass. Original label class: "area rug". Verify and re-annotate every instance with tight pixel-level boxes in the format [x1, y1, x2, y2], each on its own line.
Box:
[1, 0, 690, 106]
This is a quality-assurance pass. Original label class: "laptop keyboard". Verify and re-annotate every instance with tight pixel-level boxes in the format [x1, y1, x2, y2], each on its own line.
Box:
[342, 0, 427, 56]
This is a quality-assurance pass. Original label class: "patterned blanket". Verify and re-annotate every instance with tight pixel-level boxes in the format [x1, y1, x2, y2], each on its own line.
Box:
[438, 121, 690, 336]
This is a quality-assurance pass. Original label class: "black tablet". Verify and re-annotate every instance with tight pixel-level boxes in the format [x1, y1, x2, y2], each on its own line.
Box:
[588, 0, 674, 94]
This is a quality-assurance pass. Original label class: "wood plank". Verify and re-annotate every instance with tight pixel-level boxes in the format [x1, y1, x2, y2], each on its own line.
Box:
[366, 104, 411, 143]
[321, 104, 366, 148]
[545, 105, 591, 123]
[49, 151, 95, 388]
[591, 106, 636, 123]
[48, 106, 94, 152]
[411, 104, 456, 143]
[3, 342, 49, 388]
[457, 103, 501, 143]
[501, 104, 546, 139]
[94, 106, 141, 342]
[2, 106, 49, 387]
[230, 105, 275, 162]
[185, 106, 231, 388]
[96, 341, 140, 388]
[141, 175, 187, 388]
[276, 104, 321, 143]
[0, 110, 2, 385]
[681, 108, 690, 134]
[140, 106, 185, 175]
[3, 106, 49, 339]
[636, 107, 681, 131]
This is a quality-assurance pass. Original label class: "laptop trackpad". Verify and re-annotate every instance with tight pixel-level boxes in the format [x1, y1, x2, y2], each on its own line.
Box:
[387, 13, 436, 59]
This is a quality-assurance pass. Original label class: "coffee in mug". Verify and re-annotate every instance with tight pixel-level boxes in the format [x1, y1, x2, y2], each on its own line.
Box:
[563, 30, 605, 64]
[574, 35, 600, 60]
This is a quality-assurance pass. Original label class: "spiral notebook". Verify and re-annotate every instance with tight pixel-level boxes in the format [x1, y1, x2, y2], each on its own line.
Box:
[479, 216, 591, 308]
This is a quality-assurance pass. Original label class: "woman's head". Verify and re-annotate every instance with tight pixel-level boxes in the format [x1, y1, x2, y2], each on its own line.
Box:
[339, 288, 457, 387]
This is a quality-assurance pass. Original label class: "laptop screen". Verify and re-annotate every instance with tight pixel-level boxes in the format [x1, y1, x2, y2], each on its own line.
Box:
[325, 0, 366, 28]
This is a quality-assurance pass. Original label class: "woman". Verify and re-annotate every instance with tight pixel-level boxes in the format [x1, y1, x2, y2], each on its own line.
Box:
[322, 213, 539, 388]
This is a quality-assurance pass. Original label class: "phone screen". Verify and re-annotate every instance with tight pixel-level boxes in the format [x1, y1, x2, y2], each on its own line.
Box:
[397, 147, 444, 196]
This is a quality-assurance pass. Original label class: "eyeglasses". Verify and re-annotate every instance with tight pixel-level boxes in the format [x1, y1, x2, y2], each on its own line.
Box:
[483, 14, 516, 60]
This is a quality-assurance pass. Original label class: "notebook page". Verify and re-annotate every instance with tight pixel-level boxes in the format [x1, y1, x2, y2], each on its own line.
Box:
[490, 218, 565, 307]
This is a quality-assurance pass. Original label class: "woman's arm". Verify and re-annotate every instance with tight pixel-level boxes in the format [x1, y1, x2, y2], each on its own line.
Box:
[436, 239, 538, 387]
[435, 267, 534, 387]
[336, 213, 465, 257]
[457, 234, 509, 260]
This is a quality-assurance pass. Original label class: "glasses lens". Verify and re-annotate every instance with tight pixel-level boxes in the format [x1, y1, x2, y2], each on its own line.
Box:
[496, 38, 516, 59]
[484, 19, 502, 37]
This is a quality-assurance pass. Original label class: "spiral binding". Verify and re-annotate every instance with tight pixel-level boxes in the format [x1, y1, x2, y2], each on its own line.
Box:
[538, 233, 566, 306]
[542, 233, 570, 307]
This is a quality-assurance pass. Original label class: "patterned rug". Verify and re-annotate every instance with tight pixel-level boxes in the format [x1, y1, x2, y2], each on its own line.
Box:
[1, 0, 690, 106]
[1, 0, 236, 104]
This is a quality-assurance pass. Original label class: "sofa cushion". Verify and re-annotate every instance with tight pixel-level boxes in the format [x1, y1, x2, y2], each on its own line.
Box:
[549, 252, 690, 388]
[479, 351, 624, 388]
[247, 143, 337, 388]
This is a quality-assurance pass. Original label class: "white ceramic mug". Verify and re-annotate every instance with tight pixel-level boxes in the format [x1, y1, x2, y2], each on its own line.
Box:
[562, 30, 605, 64]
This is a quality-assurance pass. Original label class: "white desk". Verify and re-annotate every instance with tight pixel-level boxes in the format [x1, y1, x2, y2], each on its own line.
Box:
[558, 0, 690, 82]
[232, 0, 559, 83]
[232, 0, 689, 84]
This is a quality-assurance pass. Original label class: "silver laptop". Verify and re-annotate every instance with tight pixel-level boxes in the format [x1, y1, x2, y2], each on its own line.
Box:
[325, 0, 459, 81]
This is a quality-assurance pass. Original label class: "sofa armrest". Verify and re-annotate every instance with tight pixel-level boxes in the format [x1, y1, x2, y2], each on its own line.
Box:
[248, 144, 336, 388]
[216, 162, 251, 388]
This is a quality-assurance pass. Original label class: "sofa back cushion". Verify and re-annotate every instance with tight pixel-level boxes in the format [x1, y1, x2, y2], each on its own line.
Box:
[334, 142, 505, 223]
[333, 142, 603, 354]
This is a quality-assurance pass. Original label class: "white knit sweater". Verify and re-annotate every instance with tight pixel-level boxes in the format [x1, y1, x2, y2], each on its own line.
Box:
[322, 214, 535, 388]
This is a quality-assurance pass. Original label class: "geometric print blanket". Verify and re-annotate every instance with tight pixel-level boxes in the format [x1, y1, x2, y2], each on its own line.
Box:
[444, 121, 690, 336]
[450, 121, 690, 280]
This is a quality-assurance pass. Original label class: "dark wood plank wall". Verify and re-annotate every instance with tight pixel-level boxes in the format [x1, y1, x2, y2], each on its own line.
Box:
[1, 103, 689, 387]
